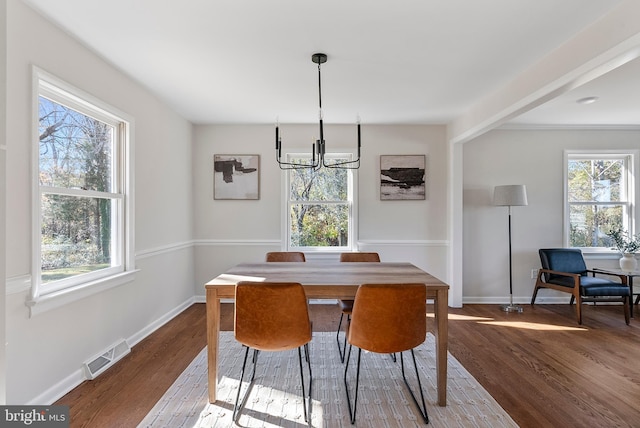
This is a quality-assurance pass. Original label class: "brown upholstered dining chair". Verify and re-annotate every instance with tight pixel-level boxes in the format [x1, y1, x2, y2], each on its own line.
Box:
[336, 252, 380, 362]
[233, 281, 313, 422]
[265, 251, 306, 262]
[343, 283, 429, 424]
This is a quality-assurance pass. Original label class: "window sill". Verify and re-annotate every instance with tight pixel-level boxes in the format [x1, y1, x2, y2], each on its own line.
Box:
[25, 270, 139, 317]
[580, 250, 626, 260]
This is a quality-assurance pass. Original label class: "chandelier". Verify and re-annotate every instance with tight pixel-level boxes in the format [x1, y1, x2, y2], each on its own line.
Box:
[275, 53, 361, 170]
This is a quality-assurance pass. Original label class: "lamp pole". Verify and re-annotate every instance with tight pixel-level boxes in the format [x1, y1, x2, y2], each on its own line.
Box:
[493, 184, 528, 313]
[501, 205, 522, 312]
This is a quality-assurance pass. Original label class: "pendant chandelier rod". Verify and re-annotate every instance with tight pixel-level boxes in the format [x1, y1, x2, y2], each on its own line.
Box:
[275, 53, 361, 170]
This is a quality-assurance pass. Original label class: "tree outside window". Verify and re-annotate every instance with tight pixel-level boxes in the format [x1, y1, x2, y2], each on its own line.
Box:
[287, 155, 353, 250]
[567, 154, 632, 249]
[36, 75, 129, 294]
[39, 96, 114, 283]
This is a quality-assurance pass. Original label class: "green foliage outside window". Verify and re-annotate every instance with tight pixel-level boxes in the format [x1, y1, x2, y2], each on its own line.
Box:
[567, 158, 625, 248]
[289, 159, 350, 247]
[39, 96, 114, 282]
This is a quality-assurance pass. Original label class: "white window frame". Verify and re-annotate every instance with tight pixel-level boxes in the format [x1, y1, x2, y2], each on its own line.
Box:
[29, 68, 136, 315]
[282, 151, 358, 253]
[564, 149, 638, 254]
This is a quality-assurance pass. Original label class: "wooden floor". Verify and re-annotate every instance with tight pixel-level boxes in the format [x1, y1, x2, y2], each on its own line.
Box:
[55, 302, 640, 428]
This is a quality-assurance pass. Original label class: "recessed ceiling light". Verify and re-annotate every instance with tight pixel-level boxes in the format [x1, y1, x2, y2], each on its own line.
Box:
[576, 96, 599, 105]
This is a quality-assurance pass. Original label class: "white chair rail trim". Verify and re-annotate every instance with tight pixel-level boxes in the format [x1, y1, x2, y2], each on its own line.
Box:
[357, 239, 448, 247]
[6, 240, 193, 298]
[194, 239, 281, 246]
[194, 239, 448, 247]
[6, 274, 31, 295]
[8, 239, 448, 297]
[136, 240, 194, 259]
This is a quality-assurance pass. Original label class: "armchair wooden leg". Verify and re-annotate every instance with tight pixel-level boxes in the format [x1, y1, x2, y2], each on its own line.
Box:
[531, 285, 540, 305]
[575, 294, 582, 325]
[624, 296, 630, 325]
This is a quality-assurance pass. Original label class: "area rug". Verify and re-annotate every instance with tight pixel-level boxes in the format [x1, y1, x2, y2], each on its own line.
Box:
[138, 332, 518, 427]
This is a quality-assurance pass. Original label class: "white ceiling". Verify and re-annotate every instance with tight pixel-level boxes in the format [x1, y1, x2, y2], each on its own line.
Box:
[21, 0, 639, 127]
[508, 55, 640, 126]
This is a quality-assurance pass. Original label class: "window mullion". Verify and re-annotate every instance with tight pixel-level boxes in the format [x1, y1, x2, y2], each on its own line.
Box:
[40, 186, 122, 200]
[569, 201, 629, 206]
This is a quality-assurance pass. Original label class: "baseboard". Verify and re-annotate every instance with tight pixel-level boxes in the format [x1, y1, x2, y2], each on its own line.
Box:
[462, 296, 570, 304]
[27, 369, 85, 406]
[462, 296, 628, 305]
[127, 297, 196, 348]
[29, 296, 197, 405]
[195, 296, 339, 305]
[310, 299, 339, 305]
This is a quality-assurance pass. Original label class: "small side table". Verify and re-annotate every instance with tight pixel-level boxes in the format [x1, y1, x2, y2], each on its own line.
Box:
[593, 268, 640, 318]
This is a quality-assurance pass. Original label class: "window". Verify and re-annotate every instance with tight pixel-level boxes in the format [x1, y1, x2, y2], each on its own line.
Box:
[32, 69, 134, 305]
[565, 151, 636, 251]
[286, 153, 356, 251]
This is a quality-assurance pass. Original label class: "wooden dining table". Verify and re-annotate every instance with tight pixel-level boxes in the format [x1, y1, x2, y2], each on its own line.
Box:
[205, 261, 450, 406]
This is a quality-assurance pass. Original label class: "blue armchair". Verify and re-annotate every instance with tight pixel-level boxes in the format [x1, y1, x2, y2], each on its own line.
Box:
[531, 248, 630, 325]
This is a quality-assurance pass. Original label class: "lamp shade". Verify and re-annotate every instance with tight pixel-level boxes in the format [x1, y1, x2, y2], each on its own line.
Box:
[493, 185, 528, 206]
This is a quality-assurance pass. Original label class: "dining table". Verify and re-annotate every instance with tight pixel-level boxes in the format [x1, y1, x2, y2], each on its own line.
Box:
[205, 261, 450, 406]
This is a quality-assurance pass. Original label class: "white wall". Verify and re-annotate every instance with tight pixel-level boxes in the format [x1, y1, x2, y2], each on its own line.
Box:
[4, 1, 194, 404]
[192, 124, 450, 297]
[463, 128, 640, 304]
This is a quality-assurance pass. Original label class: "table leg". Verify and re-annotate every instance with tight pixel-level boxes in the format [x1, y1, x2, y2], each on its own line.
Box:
[206, 288, 221, 403]
[630, 276, 634, 318]
[434, 289, 448, 406]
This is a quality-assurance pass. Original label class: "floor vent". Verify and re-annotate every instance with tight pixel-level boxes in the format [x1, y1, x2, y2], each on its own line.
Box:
[83, 339, 131, 380]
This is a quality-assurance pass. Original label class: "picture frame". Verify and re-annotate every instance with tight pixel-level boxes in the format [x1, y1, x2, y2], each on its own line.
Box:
[380, 155, 426, 200]
[213, 154, 260, 200]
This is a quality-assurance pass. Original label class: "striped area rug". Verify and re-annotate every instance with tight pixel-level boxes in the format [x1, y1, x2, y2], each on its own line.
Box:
[138, 332, 518, 427]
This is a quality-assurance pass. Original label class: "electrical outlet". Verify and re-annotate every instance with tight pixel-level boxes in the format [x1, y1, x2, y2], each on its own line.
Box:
[531, 269, 539, 279]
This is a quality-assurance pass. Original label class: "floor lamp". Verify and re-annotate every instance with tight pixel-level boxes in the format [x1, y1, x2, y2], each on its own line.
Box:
[493, 185, 528, 313]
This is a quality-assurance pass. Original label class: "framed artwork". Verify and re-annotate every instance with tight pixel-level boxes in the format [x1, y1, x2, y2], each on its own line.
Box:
[213, 155, 260, 200]
[380, 155, 426, 200]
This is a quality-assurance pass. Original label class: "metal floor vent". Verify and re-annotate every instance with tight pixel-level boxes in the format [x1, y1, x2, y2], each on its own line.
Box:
[83, 339, 131, 380]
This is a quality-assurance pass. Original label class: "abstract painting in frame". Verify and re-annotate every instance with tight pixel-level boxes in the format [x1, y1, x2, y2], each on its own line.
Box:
[380, 155, 426, 200]
[213, 154, 260, 200]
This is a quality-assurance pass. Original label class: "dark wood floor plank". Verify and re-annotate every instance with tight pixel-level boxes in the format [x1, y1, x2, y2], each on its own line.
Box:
[56, 304, 208, 428]
[446, 304, 640, 428]
[55, 302, 640, 428]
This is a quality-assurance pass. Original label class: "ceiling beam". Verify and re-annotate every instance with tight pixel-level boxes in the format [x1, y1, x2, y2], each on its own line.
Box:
[448, 0, 640, 144]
